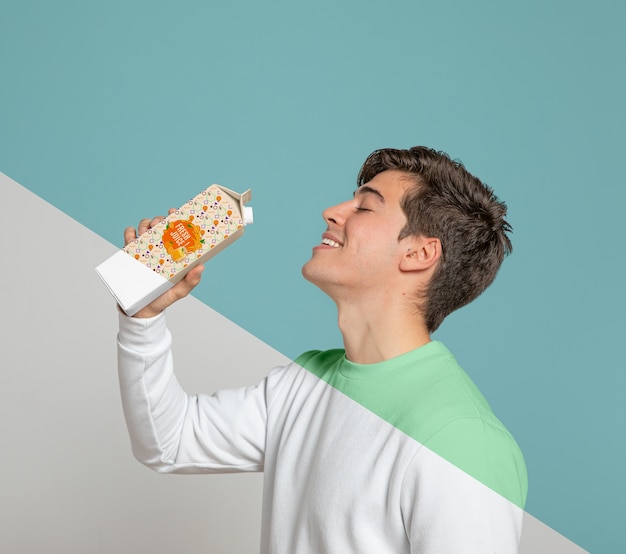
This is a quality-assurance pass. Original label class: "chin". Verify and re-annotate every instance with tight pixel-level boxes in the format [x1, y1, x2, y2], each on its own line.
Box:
[301, 260, 316, 284]
[302, 264, 344, 302]
[301, 260, 328, 288]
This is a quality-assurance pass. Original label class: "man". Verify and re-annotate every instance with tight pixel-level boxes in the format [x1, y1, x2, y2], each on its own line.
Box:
[118, 146, 528, 553]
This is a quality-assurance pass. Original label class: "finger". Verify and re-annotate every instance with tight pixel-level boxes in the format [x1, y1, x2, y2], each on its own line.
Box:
[137, 218, 153, 236]
[123, 226, 137, 246]
[150, 215, 166, 228]
[185, 264, 205, 288]
[171, 265, 205, 301]
[137, 215, 166, 238]
[167, 207, 177, 215]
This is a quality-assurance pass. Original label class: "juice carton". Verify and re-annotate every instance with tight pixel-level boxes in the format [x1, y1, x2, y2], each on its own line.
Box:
[96, 184, 253, 315]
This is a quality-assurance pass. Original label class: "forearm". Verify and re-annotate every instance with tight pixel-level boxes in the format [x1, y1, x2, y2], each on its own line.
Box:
[117, 312, 267, 473]
[117, 312, 189, 471]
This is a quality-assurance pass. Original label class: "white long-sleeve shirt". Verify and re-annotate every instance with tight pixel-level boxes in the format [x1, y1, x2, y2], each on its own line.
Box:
[118, 312, 527, 553]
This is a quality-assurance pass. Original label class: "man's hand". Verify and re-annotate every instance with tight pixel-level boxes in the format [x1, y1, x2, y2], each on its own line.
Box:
[123, 212, 204, 318]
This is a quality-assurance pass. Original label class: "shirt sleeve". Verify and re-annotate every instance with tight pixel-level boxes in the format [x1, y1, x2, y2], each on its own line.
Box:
[400, 418, 526, 554]
[117, 312, 267, 474]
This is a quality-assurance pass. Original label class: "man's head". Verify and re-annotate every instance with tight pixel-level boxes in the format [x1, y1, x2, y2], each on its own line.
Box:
[357, 146, 512, 332]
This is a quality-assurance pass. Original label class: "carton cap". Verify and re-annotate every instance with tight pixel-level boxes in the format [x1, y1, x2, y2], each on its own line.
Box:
[243, 206, 254, 225]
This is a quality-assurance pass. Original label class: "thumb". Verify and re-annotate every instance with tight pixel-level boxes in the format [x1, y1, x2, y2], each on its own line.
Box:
[131, 264, 205, 318]
[170, 264, 205, 301]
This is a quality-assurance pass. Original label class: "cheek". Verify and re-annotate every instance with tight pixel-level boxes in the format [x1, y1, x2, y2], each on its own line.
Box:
[352, 236, 399, 265]
[346, 216, 404, 254]
[361, 222, 401, 248]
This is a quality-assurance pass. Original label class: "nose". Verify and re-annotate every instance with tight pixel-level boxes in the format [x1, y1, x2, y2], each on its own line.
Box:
[323, 199, 353, 226]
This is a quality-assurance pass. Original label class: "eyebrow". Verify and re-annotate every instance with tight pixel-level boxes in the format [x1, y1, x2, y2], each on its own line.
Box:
[353, 185, 386, 204]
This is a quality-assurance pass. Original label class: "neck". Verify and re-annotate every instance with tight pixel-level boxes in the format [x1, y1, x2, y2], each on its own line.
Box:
[335, 294, 431, 364]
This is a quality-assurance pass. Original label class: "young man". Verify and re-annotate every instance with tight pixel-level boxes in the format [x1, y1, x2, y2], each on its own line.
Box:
[118, 146, 528, 553]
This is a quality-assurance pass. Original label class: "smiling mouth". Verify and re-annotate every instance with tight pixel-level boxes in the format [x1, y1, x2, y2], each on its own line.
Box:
[321, 238, 341, 248]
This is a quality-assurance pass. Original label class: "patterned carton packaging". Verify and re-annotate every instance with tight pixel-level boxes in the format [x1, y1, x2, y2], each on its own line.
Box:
[124, 184, 250, 281]
[95, 184, 252, 315]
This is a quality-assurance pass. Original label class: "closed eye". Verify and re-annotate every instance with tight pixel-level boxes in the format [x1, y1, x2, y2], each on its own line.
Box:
[356, 207, 371, 212]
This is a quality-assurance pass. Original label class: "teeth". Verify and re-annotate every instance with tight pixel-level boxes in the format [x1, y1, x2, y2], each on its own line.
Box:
[321, 238, 341, 248]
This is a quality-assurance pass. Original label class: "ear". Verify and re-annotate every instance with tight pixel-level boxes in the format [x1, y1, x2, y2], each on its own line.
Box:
[399, 236, 441, 272]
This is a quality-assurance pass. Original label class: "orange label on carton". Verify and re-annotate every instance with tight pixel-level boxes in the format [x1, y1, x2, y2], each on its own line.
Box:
[163, 219, 204, 261]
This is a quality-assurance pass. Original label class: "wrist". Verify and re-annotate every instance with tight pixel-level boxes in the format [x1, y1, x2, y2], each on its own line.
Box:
[132, 306, 164, 319]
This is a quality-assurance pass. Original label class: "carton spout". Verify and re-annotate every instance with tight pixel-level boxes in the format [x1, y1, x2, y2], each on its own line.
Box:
[243, 206, 254, 225]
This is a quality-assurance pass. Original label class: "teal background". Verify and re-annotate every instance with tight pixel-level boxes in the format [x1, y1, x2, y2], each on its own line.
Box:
[1, 1, 624, 551]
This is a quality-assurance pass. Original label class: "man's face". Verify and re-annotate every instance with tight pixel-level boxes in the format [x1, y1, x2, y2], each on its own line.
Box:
[302, 170, 414, 299]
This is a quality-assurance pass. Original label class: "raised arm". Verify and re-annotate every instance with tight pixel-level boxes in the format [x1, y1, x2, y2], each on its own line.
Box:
[117, 312, 267, 473]
[116, 215, 267, 474]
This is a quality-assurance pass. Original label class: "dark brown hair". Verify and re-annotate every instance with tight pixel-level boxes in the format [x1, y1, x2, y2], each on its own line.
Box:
[358, 146, 512, 332]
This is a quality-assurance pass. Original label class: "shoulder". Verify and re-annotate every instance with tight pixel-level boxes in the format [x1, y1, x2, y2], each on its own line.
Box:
[422, 415, 528, 508]
[390, 343, 528, 507]
[263, 348, 345, 402]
